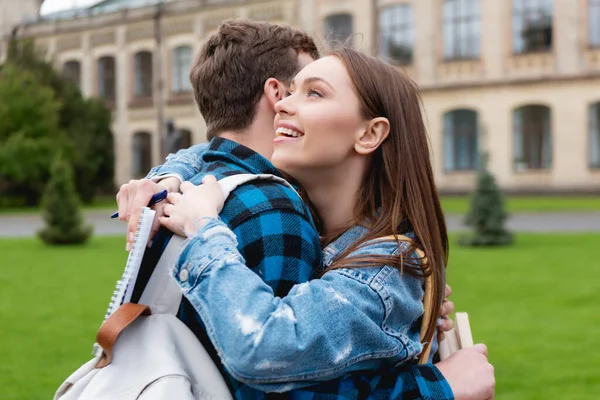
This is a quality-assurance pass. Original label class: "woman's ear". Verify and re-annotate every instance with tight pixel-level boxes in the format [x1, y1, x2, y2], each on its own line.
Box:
[355, 117, 390, 155]
[264, 78, 286, 108]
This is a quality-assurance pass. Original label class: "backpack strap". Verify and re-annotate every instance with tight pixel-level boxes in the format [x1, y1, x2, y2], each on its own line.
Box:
[378, 235, 435, 364]
[217, 173, 299, 199]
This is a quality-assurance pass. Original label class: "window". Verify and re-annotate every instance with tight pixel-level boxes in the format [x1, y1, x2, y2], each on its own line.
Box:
[171, 46, 192, 94]
[379, 5, 413, 65]
[443, 0, 480, 60]
[590, 102, 600, 169]
[443, 109, 479, 171]
[179, 129, 192, 150]
[512, 0, 553, 54]
[132, 132, 152, 179]
[134, 51, 153, 98]
[323, 14, 353, 46]
[513, 105, 552, 170]
[590, 0, 600, 48]
[162, 124, 192, 157]
[97, 56, 116, 101]
[62, 60, 81, 87]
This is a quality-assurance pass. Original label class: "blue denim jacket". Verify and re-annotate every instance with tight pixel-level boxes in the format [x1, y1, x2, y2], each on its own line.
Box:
[172, 218, 435, 392]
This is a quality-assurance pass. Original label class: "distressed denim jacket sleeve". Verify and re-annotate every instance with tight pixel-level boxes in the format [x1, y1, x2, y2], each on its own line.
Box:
[172, 219, 427, 392]
[145, 143, 208, 182]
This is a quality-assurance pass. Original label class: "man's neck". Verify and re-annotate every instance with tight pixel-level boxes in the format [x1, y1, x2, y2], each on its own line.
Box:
[217, 129, 273, 160]
[216, 104, 276, 160]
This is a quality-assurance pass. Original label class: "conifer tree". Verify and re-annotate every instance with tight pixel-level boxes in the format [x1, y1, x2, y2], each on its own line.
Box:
[460, 152, 513, 246]
[38, 155, 93, 245]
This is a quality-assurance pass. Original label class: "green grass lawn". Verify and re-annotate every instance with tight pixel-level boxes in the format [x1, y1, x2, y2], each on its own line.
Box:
[0, 237, 126, 400]
[440, 195, 600, 214]
[0, 234, 598, 399]
[446, 234, 600, 399]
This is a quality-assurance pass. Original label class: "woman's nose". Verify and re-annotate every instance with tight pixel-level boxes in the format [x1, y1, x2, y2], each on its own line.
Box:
[275, 95, 295, 116]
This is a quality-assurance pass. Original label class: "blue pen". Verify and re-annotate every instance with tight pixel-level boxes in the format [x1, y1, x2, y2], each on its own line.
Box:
[110, 189, 169, 218]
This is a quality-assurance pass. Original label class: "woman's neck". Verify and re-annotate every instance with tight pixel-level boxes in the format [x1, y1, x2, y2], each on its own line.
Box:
[300, 159, 367, 237]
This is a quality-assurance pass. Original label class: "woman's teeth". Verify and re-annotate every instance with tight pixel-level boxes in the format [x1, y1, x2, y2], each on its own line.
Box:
[276, 127, 303, 137]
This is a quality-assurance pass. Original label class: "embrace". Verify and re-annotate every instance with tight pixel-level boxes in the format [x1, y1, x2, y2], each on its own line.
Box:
[107, 20, 494, 400]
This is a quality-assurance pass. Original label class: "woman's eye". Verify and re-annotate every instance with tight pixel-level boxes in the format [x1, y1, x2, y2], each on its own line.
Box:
[284, 90, 293, 97]
[307, 89, 322, 98]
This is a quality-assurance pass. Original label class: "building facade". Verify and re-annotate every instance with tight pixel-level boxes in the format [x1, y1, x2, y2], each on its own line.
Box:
[5, 0, 600, 193]
[0, 0, 44, 55]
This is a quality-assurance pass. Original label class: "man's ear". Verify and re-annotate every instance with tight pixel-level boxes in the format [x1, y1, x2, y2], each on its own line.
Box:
[355, 117, 390, 155]
[264, 78, 286, 108]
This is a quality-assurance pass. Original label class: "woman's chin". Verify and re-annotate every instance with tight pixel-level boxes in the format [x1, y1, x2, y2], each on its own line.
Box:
[272, 150, 293, 168]
[272, 159, 293, 174]
[272, 158, 301, 180]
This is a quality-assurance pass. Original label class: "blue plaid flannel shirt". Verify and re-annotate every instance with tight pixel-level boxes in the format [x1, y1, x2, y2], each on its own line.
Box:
[139, 137, 453, 400]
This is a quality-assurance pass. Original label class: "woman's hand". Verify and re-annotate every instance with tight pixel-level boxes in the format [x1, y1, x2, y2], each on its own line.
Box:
[438, 284, 455, 341]
[159, 175, 224, 237]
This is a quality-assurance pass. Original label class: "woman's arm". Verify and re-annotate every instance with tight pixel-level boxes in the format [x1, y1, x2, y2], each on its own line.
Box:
[171, 218, 425, 390]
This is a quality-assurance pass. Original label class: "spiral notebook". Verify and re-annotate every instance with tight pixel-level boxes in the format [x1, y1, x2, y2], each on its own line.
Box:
[92, 207, 155, 357]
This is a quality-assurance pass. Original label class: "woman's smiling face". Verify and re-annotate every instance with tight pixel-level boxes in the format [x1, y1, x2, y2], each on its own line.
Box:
[271, 56, 368, 180]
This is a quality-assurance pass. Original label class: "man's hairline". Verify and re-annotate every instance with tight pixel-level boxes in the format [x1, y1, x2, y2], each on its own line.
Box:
[207, 48, 317, 138]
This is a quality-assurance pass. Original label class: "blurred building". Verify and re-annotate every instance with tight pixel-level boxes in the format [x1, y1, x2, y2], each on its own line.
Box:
[3, 0, 600, 193]
[0, 0, 44, 54]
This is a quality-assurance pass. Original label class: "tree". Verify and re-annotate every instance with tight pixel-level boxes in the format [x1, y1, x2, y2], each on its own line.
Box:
[38, 155, 93, 245]
[60, 87, 115, 202]
[460, 152, 513, 246]
[1, 38, 114, 205]
[0, 64, 66, 205]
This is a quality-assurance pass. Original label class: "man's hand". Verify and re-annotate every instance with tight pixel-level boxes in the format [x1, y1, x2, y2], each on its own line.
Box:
[438, 284, 455, 341]
[116, 177, 181, 250]
[436, 344, 495, 400]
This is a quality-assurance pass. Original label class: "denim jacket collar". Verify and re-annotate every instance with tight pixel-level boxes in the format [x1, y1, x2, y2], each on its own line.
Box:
[322, 224, 369, 268]
[322, 220, 417, 268]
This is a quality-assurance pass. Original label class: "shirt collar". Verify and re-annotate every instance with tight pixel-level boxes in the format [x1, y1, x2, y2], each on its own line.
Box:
[203, 137, 282, 177]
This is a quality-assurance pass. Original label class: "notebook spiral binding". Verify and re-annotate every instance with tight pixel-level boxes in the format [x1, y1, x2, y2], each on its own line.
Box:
[92, 207, 156, 357]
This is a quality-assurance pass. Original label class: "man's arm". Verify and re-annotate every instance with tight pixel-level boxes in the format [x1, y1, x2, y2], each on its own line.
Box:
[290, 346, 494, 400]
[286, 363, 454, 400]
[145, 143, 209, 183]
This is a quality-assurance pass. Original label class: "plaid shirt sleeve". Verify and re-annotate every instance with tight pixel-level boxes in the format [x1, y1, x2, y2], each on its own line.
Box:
[283, 364, 453, 400]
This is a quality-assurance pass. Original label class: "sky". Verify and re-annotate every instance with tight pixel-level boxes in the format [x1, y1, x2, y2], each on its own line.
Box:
[40, 0, 101, 15]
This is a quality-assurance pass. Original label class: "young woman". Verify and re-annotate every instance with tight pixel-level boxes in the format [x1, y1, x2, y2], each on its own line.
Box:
[159, 47, 448, 391]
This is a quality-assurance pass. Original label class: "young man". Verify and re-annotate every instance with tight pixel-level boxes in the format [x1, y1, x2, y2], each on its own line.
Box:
[117, 19, 494, 400]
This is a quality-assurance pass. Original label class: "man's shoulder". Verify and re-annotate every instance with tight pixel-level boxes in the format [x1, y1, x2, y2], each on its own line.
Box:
[200, 160, 247, 180]
[222, 178, 312, 227]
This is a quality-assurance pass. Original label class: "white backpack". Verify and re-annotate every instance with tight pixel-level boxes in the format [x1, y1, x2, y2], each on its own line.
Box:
[55, 174, 297, 400]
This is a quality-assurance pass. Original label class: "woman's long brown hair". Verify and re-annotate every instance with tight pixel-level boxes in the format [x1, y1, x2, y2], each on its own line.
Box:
[318, 47, 449, 361]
